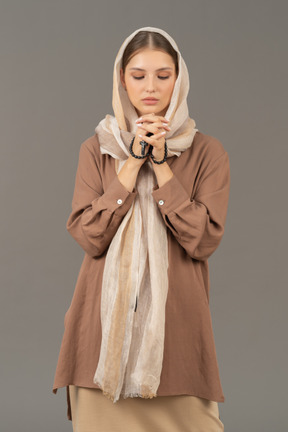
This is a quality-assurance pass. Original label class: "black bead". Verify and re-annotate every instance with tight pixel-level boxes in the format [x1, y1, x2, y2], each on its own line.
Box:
[150, 141, 168, 164]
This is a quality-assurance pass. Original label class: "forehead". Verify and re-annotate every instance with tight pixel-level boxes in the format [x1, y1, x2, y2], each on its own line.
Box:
[126, 49, 175, 71]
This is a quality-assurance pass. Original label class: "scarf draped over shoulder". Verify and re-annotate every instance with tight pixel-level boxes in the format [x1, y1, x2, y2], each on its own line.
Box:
[93, 26, 198, 403]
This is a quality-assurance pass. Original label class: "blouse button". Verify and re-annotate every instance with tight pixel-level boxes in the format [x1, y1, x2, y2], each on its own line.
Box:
[158, 200, 164, 206]
[117, 199, 123, 205]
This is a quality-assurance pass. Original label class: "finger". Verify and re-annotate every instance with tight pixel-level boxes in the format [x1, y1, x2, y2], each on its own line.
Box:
[136, 116, 170, 127]
[137, 123, 170, 135]
[135, 114, 169, 124]
[152, 130, 167, 141]
[137, 124, 160, 135]
[138, 118, 169, 127]
[139, 130, 166, 143]
[143, 119, 171, 129]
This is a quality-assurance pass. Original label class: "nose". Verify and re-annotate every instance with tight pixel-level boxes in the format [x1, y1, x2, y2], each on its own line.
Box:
[146, 74, 156, 93]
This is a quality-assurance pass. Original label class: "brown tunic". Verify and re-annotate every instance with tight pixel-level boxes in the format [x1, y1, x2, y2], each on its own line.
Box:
[52, 130, 230, 420]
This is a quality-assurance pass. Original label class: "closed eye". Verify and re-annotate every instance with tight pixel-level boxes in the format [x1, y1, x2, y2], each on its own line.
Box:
[133, 76, 169, 80]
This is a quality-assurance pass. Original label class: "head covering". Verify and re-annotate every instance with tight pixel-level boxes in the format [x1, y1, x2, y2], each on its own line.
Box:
[93, 26, 198, 403]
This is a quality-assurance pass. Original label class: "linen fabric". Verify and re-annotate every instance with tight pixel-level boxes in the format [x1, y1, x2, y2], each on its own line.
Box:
[52, 29, 231, 423]
[68, 385, 225, 432]
[93, 26, 198, 403]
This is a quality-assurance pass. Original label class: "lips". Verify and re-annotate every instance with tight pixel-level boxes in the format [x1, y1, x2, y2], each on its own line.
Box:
[142, 98, 159, 105]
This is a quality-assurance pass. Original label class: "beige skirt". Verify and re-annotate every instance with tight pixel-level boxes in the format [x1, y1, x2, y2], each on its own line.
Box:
[69, 385, 224, 432]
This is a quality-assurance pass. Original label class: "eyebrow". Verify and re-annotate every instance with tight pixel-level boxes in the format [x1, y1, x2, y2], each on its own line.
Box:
[128, 67, 173, 71]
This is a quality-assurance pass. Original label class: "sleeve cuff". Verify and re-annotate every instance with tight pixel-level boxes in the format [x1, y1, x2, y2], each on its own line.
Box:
[151, 173, 191, 214]
[92, 174, 137, 215]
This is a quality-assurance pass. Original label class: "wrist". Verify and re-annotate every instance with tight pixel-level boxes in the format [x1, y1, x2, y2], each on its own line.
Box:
[151, 149, 164, 161]
[150, 141, 168, 165]
[127, 154, 144, 169]
[129, 136, 149, 163]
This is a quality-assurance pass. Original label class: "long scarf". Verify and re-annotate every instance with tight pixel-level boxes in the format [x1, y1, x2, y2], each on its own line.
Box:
[93, 26, 198, 403]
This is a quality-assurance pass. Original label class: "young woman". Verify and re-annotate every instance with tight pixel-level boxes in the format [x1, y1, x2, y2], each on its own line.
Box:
[53, 26, 230, 431]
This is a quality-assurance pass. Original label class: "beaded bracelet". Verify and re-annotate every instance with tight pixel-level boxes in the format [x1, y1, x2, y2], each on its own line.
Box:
[129, 137, 149, 159]
[129, 134, 168, 164]
[149, 141, 168, 164]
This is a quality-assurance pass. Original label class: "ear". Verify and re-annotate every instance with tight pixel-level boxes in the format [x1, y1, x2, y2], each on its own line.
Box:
[120, 68, 126, 90]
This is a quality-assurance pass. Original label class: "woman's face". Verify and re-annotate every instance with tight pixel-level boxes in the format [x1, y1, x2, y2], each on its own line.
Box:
[120, 48, 177, 118]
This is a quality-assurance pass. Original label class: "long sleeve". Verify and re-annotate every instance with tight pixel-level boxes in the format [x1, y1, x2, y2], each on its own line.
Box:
[66, 139, 137, 257]
[151, 150, 230, 261]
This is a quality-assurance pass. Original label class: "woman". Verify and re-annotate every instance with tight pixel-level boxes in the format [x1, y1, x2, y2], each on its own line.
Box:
[53, 26, 230, 431]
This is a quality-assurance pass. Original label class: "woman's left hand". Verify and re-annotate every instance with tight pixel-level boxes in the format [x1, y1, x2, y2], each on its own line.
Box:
[135, 113, 171, 162]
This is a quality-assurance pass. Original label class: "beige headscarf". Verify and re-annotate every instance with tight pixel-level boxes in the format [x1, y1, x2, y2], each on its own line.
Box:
[93, 26, 198, 403]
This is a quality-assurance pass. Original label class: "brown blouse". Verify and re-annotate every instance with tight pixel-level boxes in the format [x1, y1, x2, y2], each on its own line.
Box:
[52, 130, 230, 420]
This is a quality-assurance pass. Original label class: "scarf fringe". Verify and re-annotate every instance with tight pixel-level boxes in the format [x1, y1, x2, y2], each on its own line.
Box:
[102, 390, 157, 403]
[123, 392, 157, 400]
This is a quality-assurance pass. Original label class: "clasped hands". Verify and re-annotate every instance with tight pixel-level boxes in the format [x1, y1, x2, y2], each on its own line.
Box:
[134, 113, 171, 162]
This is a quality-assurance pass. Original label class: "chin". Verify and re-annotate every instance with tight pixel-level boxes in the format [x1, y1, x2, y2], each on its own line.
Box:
[141, 108, 165, 116]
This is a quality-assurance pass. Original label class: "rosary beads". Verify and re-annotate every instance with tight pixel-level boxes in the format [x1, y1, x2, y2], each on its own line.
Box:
[129, 133, 168, 164]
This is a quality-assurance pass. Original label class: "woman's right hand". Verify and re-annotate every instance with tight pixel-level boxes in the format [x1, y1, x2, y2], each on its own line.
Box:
[129, 128, 151, 164]
[117, 128, 148, 192]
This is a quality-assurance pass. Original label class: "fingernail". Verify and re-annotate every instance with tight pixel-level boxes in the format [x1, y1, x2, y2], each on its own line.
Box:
[161, 131, 166, 135]
[135, 117, 142, 122]
[162, 123, 168, 126]
[139, 134, 143, 138]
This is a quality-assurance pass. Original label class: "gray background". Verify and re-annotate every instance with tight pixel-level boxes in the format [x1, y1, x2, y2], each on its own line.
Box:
[1, 0, 287, 431]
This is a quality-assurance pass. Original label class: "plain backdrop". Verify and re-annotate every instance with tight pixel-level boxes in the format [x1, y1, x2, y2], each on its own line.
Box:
[1, 1, 287, 431]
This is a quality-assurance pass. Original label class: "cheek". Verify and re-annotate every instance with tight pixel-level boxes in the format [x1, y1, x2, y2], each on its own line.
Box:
[164, 81, 175, 99]
[126, 81, 141, 98]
